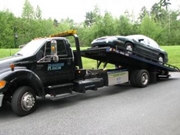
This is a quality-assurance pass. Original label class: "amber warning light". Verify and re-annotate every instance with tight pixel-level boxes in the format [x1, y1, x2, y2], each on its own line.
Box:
[49, 30, 77, 37]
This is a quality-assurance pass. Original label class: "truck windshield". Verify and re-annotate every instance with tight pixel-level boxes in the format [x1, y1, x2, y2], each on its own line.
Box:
[15, 39, 46, 56]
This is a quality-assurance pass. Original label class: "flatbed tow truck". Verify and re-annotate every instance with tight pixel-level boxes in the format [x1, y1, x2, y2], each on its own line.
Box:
[0, 30, 179, 116]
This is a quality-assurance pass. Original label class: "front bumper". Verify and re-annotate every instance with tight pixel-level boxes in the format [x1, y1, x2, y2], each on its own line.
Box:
[0, 94, 4, 107]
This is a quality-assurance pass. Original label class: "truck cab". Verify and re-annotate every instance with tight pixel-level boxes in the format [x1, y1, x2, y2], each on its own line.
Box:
[0, 30, 107, 116]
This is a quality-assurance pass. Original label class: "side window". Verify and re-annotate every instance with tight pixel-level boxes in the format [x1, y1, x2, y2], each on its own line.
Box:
[140, 37, 149, 45]
[148, 38, 159, 49]
[57, 40, 68, 55]
[45, 42, 51, 55]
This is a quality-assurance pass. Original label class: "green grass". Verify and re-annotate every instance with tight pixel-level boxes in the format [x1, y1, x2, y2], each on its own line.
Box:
[161, 46, 180, 68]
[0, 49, 19, 58]
[0, 46, 180, 68]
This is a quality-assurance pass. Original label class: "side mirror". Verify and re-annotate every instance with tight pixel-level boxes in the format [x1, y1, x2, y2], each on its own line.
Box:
[51, 40, 57, 55]
[51, 40, 59, 62]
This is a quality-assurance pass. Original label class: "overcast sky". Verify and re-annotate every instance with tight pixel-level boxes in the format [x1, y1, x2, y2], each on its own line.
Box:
[0, 0, 179, 22]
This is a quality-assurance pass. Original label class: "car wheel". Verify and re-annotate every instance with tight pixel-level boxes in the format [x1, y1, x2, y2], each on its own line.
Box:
[125, 42, 133, 54]
[158, 55, 164, 64]
[11, 86, 36, 116]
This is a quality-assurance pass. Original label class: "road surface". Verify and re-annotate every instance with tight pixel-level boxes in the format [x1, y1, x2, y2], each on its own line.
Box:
[0, 72, 180, 135]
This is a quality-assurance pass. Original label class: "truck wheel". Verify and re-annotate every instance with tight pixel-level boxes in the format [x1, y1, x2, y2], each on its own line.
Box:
[130, 70, 138, 87]
[11, 86, 36, 116]
[135, 70, 149, 88]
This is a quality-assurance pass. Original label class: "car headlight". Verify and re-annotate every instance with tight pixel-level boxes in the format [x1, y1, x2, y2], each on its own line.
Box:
[0, 80, 6, 89]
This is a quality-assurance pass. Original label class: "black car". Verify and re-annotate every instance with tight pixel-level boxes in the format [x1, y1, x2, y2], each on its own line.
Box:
[91, 35, 168, 64]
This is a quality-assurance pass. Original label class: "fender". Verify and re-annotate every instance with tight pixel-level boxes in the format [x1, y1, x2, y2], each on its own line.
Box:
[0, 67, 45, 97]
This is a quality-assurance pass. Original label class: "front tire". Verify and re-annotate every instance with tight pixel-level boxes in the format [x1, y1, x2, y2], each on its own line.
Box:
[11, 86, 36, 116]
[158, 55, 164, 64]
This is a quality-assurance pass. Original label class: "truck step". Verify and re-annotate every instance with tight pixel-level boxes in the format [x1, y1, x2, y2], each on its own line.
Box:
[49, 92, 79, 101]
[48, 83, 74, 89]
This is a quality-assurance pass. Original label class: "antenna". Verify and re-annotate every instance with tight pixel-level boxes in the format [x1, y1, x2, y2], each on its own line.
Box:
[10, 43, 12, 56]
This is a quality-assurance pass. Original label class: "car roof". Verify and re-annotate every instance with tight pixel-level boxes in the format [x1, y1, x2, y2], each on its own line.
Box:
[126, 34, 160, 48]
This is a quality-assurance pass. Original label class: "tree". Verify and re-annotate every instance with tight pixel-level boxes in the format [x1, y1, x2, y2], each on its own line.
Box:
[159, 0, 171, 10]
[0, 10, 16, 48]
[53, 19, 59, 27]
[21, 0, 34, 19]
[84, 12, 95, 27]
[139, 6, 149, 22]
[139, 15, 163, 44]
[116, 15, 134, 35]
[34, 5, 42, 20]
[84, 5, 101, 27]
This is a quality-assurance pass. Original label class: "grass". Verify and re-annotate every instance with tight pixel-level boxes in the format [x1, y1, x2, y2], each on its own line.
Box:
[161, 46, 180, 68]
[0, 49, 19, 58]
[0, 46, 180, 68]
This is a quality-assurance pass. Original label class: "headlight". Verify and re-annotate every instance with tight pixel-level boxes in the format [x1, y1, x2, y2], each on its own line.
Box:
[0, 80, 6, 89]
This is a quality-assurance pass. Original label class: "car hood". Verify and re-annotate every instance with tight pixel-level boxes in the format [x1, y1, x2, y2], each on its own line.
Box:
[0, 55, 25, 71]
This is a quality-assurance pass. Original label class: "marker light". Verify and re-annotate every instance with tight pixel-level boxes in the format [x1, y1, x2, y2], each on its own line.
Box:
[10, 63, 15, 71]
[0, 80, 6, 89]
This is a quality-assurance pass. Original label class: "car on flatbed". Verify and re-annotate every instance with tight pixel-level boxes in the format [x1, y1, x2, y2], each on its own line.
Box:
[91, 34, 168, 64]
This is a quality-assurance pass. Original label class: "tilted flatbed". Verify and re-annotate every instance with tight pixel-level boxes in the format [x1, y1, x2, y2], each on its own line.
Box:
[80, 46, 179, 87]
[80, 47, 179, 73]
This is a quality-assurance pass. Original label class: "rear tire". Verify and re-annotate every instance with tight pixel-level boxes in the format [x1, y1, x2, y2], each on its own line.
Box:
[11, 86, 36, 116]
[130, 70, 138, 87]
[135, 70, 149, 88]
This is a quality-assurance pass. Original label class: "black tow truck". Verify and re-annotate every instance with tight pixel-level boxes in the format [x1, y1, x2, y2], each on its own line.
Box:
[0, 30, 179, 116]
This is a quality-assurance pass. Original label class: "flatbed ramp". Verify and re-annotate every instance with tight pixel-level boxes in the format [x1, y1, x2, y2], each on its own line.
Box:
[80, 47, 179, 72]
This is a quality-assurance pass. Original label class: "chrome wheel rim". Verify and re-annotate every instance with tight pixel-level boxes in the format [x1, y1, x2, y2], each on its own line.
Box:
[141, 73, 148, 85]
[21, 92, 35, 111]
[126, 45, 133, 54]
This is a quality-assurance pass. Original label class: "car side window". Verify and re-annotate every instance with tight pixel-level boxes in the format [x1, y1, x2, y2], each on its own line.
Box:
[148, 38, 159, 49]
[139, 38, 148, 45]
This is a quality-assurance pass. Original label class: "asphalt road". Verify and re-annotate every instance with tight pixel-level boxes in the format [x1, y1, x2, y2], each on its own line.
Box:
[0, 72, 180, 135]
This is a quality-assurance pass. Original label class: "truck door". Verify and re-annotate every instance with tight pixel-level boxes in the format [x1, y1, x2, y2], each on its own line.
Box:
[34, 39, 75, 86]
[55, 39, 75, 84]
[34, 41, 58, 86]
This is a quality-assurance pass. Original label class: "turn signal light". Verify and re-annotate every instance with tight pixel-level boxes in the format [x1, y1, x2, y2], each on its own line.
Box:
[0, 80, 6, 89]
[10, 63, 15, 71]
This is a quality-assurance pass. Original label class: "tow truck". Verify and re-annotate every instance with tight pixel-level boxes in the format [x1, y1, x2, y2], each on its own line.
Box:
[0, 30, 179, 116]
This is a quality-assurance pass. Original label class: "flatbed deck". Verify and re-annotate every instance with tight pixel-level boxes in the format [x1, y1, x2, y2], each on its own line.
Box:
[80, 47, 179, 72]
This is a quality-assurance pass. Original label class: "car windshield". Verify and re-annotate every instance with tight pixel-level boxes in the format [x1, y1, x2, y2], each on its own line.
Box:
[127, 35, 160, 49]
[15, 38, 46, 56]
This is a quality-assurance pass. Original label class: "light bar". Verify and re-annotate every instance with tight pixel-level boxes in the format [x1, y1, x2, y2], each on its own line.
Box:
[49, 30, 77, 37]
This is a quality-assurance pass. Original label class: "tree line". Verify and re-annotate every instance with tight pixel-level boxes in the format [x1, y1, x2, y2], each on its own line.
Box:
[0, 0, 180, 48]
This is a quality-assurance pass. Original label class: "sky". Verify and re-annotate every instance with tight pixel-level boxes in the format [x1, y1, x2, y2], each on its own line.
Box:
[0, 0, 180, 22]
